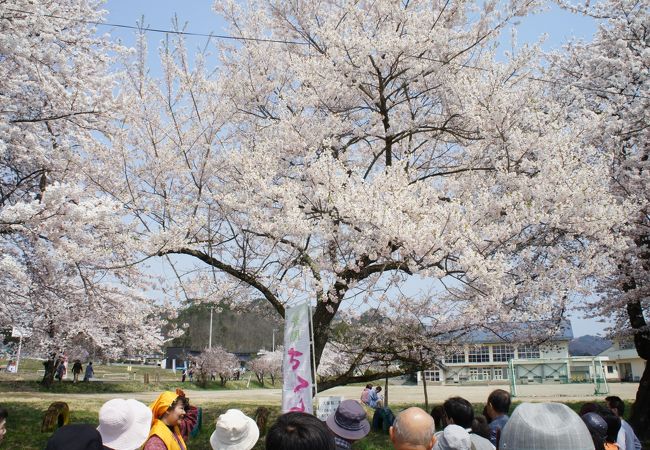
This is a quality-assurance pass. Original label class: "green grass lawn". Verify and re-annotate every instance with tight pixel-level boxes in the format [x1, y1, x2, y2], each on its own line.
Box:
[0, 358, 275, 393]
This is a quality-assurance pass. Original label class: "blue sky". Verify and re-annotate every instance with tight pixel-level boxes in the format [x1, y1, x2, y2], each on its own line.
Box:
[101, 1, 606, 337]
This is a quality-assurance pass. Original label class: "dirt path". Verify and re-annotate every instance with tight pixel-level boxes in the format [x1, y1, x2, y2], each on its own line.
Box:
[3, 383, 639, 406]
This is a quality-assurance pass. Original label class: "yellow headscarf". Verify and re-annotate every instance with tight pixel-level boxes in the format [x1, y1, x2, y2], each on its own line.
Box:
[149, 390, 181, 424]
[148, 389, 187, 450]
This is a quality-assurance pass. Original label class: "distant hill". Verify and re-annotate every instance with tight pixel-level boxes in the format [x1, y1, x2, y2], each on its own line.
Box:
[569, 335, 612, 356]
[167, 300, 284, 354]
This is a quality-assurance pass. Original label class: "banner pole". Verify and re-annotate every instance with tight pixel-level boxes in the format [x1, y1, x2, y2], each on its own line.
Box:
[308, 302, 319, 406]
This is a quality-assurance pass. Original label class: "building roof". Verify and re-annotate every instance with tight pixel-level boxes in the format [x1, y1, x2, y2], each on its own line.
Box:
[447, 320, 573, 345]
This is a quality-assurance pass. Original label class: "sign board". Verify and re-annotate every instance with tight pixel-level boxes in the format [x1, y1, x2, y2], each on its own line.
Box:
[11, 326, 32, 338]
[282, 303, 314, 414]
[316, 396, 343, 420]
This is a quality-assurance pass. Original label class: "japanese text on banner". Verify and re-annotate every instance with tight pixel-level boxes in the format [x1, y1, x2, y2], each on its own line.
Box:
[282, 303, 313, 414]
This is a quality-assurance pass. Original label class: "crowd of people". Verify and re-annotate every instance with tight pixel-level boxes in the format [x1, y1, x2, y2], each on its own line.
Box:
[0, 386, 642, 449]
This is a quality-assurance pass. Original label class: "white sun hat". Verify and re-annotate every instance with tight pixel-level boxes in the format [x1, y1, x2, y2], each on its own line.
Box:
[210, 409, 260, 450]
[97, 398, 152, 450]
[500, 402, 595, 450]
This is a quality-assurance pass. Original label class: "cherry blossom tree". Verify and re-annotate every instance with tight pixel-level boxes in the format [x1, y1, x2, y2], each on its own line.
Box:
[248, 348, 283, 386]
[550, 0, 649, 437]
[0, 0, 163, 368]
[105, 0, 629, 389]
[191, 346, 239, 386]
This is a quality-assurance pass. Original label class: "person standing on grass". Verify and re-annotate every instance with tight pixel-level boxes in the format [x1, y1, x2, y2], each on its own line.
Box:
[144, 389, 198, 450]
[84, 362, 95, 381]
[485, 389, 511, 447]
[605, 396, 641, 450]
[72, 360, 83, 383]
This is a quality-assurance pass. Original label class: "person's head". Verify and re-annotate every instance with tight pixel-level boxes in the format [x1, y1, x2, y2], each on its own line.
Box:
[325, 400, 370, 442]
[210, 409, 260, 450]
[266, 412, 335, 450]
[375, 386, 382, 393]
[471, 415, 491, 440]
[97, 399, 152, 450]
[430, 405, 445, 431]
[600, 413, 621, 444]
[582, 412, 607, 450]
[604, 396, 625, 418]
[149, 390, 188, 428]
[499, 402, 594, 450]
[366, 384, 373, 390]
[432, 424, 471, 450]
[0, 407, 8, 445]
[442, 397, 474, 429]
[486, 389, 511, 419]
[579, 402, 599, 416]
[390, 407, 436, 450]
[45, 424, 103, 450]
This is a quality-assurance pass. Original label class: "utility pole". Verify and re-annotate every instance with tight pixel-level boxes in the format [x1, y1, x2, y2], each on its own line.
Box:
[272, 328, 278, 352]
[209, 306, 214, 349]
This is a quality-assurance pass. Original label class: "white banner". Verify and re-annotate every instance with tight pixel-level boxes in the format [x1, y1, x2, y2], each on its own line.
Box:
[282, 303, 313, 414]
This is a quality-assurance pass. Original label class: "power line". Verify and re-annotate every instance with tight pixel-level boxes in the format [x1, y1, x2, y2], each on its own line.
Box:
[4, 7, 647, 101]
[4, 7, 307, 45]
[416, 55, 650, 101]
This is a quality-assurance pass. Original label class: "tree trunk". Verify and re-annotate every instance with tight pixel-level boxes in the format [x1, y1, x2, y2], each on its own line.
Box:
[422, 369, 429, 412]
[384, 369, 389, 407]
[627, 300, 650, 440]
[41, 357, 58, 388]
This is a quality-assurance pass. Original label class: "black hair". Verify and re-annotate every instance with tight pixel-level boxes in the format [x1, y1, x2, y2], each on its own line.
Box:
[266, 412, 336, 450]
[605, 396, 625, 417]
[443, 397, 474, 429]
[0, 406, 7, 421]
[169, 396, 190, 413]
[375, 386, 382, 392]
[601, 413, 621, 444]
[579, 402, 599, 416]
[365, 384, 373, 389]
[487, 389, 511, 415]
[471, 414, 491, 440]
[430, 405, 445, 431]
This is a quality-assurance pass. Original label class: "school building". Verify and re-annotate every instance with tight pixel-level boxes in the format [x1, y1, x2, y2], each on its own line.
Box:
[417, 321, 619, 386]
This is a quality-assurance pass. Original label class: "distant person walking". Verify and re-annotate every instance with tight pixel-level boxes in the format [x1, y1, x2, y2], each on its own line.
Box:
[84, 362, 94, 382]
[72, 360, 83, 383]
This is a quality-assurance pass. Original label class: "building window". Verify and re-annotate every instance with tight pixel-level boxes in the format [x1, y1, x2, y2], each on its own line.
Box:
[468, 346, 490, 363]
[493, 368, 503, 380]
[492, 344, 515, 362]
[469, 367, 481, 381]
[518, 345, 540, 359]
[619, 340, 634, 350]
[445, 352, 466, 364]
[607, 365, 614, 374]
[423, 369, 440, 382]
